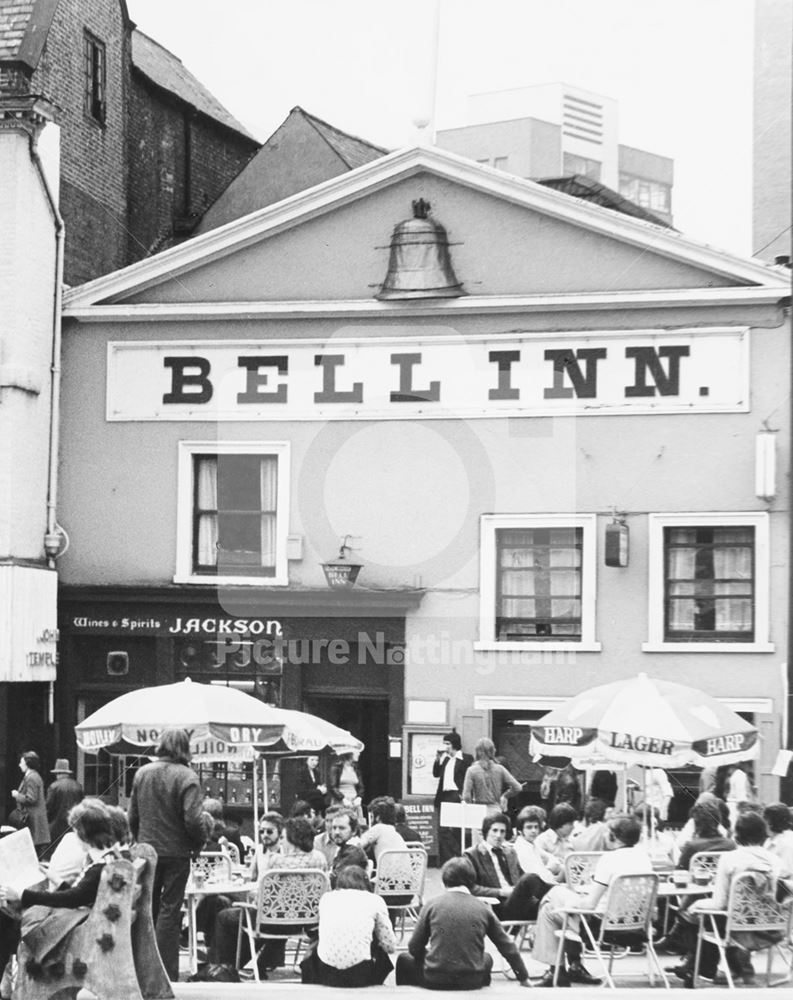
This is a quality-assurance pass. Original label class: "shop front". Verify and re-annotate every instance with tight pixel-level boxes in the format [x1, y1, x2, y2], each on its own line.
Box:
[57, 585, 421, 826]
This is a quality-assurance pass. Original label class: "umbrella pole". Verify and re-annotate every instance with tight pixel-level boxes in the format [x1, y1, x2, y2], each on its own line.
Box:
[262, 756, 269, 813]
[253, 754, 259, 832]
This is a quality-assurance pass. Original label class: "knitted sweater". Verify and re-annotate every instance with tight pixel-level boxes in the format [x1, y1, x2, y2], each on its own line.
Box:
[128, 758, 206, 858]
[408, 889, 528, 986]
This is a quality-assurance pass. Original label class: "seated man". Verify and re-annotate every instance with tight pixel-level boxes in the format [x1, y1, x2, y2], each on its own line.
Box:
[512, 806, 563, 886]
[396, 857, 531, 990]
[326, 807, 368, 887]
[531, 814, 653, 987]
[673, 812, 792, 986]
[464, 812, 549, 921]
[534, 803, 577, 863]
[358, 796, 407, 864]
[570, 797, 610, 853]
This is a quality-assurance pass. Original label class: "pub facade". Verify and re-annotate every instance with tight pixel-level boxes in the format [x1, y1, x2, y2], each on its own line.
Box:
[58, 146, 790, 825]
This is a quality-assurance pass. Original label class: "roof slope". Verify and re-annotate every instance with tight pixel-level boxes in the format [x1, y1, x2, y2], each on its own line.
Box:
[63, 145, 790, 310]
[0, 0, 57, 68]
[195, 106, 387, 235]
[131, 29, 255, 141]
[301, 107, 389, 169]
[539, 174, 673, 229]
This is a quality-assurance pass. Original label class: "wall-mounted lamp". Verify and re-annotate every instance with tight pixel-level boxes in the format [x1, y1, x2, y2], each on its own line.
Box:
[604, 518, 629, 567]
[321, 536, 363, 588]
[755, 429, 777, 501]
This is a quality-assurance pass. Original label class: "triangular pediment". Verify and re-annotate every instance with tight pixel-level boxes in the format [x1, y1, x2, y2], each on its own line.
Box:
[63, 146, 789, 312]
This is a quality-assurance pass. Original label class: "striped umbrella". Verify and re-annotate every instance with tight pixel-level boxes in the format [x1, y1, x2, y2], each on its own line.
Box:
[530, 673, 758, 769]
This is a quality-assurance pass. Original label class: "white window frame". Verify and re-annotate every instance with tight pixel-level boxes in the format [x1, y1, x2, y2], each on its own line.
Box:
[175, 441, 290, 586]
[643, 512, 773, 653]
[476, 513, 600, 651]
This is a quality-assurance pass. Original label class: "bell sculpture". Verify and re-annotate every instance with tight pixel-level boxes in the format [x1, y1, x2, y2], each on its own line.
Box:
[376, 198, 465, 300]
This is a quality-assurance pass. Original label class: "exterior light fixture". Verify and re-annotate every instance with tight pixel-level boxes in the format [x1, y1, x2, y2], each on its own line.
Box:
[755, 428, 777, 501]
[604, 518, 629, 567]
[321, 536, 363, 588]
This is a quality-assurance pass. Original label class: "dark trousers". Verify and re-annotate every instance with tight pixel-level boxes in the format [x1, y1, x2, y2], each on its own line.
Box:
[301, 942, 393, 987]
[0, 912, 20, 983]
[396, 951, 492, 990]
[689, 915, 750, 980]
[214, 905, 296, 971]
[497, 873, 550, 922]
[152, 855, 191, 981]
[436, 792, 463, 865]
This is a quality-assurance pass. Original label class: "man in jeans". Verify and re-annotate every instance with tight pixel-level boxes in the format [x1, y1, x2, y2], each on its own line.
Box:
[128, 728, 209, 980]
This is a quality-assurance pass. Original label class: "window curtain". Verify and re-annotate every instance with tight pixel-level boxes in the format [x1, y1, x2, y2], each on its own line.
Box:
[259, 456, 277, 569]
[196, 458, 218, 567]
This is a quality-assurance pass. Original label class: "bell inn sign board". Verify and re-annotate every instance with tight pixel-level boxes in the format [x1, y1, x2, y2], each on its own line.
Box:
[106, 327, 749, 421]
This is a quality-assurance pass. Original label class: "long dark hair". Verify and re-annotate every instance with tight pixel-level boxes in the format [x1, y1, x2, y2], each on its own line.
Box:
[156, 729, 191, 765]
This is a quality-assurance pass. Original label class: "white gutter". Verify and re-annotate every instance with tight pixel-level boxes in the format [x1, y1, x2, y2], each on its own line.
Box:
[30, 132, 65, 569]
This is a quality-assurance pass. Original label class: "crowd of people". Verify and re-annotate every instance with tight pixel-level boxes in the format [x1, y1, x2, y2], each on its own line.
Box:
[1, 730, 792, 992]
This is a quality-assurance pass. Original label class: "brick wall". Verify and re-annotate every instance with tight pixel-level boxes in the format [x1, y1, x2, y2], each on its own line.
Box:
[126, 75, 257, 262]
[31, 0, 129, 285]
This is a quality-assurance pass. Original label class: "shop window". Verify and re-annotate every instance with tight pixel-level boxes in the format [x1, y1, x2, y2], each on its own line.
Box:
[175, 442, 290, 585]
[643, 513, 773, 652]
[84, 31, 106, 124]
[477, 514, 600, 650]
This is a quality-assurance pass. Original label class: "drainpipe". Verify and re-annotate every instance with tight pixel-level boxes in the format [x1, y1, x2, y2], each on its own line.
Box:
[29, 131, 65, 570]
[30, 128, 64, 731]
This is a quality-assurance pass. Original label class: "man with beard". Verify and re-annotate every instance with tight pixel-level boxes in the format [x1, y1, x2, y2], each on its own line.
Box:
[327, 807, 368, 886]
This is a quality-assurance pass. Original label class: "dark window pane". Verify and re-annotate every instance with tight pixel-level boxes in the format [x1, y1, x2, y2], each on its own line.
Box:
[664, 526, 754, 641]
[495, 527, 583, 641]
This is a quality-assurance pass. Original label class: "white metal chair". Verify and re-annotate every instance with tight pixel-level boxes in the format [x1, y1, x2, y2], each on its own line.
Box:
[688, 850, 724, 885]
[191, 850, 232, 886]
[372, 847, 427, 939]
[564, 851, 604, 893]
[218, 837, 241, 865]
[692, 869, 793, 988]
[234, 867, 329, 983]
[554, 872, 669, 988]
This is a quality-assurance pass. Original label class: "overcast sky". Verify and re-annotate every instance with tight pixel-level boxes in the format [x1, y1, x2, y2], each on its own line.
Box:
[126, 0, 755, 255]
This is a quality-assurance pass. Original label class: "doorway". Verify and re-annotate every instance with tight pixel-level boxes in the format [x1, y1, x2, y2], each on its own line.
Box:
[303, 694, 390, 802]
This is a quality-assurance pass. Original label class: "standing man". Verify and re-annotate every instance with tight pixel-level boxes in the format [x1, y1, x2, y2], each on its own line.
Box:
[433, 730, 472, 865]
[45, 758, 84, 851]
[128, 728, 209, 981]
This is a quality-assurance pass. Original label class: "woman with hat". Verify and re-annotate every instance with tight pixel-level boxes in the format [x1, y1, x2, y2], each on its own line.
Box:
[46, 759, 84, 851]
[10, 752, 49, 858]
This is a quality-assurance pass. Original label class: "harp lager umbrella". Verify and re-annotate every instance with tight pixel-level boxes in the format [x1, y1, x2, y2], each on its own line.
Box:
[530, 673, 758, 769]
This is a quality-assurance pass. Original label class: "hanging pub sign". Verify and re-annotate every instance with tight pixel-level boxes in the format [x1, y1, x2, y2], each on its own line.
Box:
[106, 327, 749, 421]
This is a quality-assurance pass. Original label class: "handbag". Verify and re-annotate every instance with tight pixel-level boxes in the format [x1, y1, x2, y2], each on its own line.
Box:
[8, 806, 28, 829]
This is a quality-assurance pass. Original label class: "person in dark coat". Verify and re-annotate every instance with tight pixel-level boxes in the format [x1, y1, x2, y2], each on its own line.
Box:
[128, 728, 209, 981]
[11, 752, 49, 858]
[45, 759, 84, 850]
[295, 754, 327, 815]
[432, 730, 473, 865]
[463, 812, 550, 921]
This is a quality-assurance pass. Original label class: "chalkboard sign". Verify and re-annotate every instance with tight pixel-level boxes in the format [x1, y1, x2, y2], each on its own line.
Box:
[402, 802, 436, 857]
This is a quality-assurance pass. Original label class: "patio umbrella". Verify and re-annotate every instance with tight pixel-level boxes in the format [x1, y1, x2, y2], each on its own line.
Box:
[75, 678, 363, 758]
[75, 679, 364, 823]
[529, 673, 758, 770]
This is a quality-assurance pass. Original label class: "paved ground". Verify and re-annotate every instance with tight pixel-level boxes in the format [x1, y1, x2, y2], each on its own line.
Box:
[170, 867, 791, 997]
